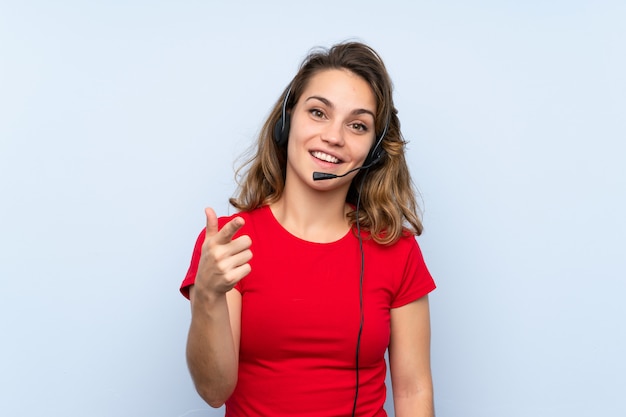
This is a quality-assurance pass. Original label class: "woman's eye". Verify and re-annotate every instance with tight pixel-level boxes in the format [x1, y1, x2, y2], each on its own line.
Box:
[310, 109, 325, 118]
[351, 123, 368, 132]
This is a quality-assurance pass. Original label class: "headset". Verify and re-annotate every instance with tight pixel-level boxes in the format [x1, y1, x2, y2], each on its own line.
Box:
[273, 86, 389, 168]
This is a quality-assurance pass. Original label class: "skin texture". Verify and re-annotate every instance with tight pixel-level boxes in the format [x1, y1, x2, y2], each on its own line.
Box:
[185, 69, 434, 415]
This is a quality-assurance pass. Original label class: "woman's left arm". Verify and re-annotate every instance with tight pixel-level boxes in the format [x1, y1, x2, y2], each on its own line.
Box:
[389, 295, 435, 417]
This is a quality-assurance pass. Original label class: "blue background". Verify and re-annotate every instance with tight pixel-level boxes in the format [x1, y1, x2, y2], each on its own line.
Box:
[1, 1, 624, 416]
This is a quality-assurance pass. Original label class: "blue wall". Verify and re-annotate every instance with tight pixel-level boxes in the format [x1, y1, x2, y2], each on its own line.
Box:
[1, 1, 624, 416]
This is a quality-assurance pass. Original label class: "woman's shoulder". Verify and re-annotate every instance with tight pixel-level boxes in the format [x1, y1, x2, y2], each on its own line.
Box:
[361, 227, 419, 248]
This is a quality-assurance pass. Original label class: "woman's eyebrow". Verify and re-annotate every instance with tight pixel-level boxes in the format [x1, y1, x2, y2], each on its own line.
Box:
[305, 95, 375, 119]
[352, 108, 376, 119]
[305, 95, 333, 108]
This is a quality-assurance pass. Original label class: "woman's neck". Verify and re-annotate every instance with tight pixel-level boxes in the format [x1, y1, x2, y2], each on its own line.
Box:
[270, 187, 351, 243]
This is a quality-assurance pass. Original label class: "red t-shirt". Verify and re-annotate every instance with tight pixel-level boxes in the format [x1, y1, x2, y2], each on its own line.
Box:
[181, 205, 435, 416]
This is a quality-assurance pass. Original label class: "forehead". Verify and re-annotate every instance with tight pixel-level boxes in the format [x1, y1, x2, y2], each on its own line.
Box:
[299, 69, 377, 113]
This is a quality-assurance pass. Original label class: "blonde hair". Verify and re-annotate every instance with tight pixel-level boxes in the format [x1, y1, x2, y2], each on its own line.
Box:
[229, 41, 423, 245]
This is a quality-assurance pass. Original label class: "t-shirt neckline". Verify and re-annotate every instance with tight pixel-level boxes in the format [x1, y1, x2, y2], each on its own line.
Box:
[262, 205, 354, 247]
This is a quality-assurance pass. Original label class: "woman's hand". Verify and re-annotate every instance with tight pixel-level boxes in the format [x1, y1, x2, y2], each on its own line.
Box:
[194, 207, 252, 297]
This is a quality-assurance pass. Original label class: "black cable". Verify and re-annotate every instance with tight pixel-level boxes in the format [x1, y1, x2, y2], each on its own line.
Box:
[351, 171, 368, 417]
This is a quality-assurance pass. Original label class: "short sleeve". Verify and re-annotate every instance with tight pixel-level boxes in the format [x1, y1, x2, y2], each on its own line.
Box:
[391, 238, 436, 308]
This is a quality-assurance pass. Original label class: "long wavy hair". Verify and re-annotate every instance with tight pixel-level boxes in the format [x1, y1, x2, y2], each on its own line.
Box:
[229, 41, 423, 245]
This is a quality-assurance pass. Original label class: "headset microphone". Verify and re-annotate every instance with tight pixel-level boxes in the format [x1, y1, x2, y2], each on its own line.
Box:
[312, 164, 369, 181]
[312, 152, 384, 181]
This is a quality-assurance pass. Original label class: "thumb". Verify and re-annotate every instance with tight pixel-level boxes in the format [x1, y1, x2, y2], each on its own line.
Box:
[204, 207, 219, 238]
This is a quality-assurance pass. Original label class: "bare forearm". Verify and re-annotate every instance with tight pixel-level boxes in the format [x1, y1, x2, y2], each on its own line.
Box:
[186, 291, 238, 408]
[393, 389, 434, 417]
[389, 297, 434, 417]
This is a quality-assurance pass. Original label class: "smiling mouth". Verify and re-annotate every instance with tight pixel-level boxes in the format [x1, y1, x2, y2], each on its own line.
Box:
[311, 151, 341, 164]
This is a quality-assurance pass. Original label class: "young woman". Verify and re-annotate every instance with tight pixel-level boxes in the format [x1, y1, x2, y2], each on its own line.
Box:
[181, 41, 436, 417]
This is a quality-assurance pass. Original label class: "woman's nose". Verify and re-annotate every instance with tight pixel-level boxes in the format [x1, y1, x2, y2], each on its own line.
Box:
[321, 121, 344, 146]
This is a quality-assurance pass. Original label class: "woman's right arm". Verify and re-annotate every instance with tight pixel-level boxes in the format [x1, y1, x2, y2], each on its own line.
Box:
[187, 286, 242, 407]
[185, 208, 252, 408]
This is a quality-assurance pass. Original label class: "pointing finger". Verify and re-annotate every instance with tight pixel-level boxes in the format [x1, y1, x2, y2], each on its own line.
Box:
[205, 207, 219, 238]
[216, 216, 245, 244]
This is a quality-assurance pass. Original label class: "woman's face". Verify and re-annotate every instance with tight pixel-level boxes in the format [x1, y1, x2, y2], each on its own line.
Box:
[286, 69, 377, 192]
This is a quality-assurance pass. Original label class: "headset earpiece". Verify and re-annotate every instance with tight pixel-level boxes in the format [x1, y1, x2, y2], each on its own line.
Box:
[274, 85, 293, 147]
[273, 113, 291, 147]
[363, 116, 390, 167]
[364, 143, 385, 166]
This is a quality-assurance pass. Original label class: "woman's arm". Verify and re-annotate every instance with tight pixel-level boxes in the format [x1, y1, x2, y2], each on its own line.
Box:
[389, 295, 434, 417]
[185, 208, 251, 408]
[187, 286, 241, 407]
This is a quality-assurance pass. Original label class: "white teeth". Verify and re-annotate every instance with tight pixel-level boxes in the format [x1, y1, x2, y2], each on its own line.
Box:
[311, 151, 340, 164]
